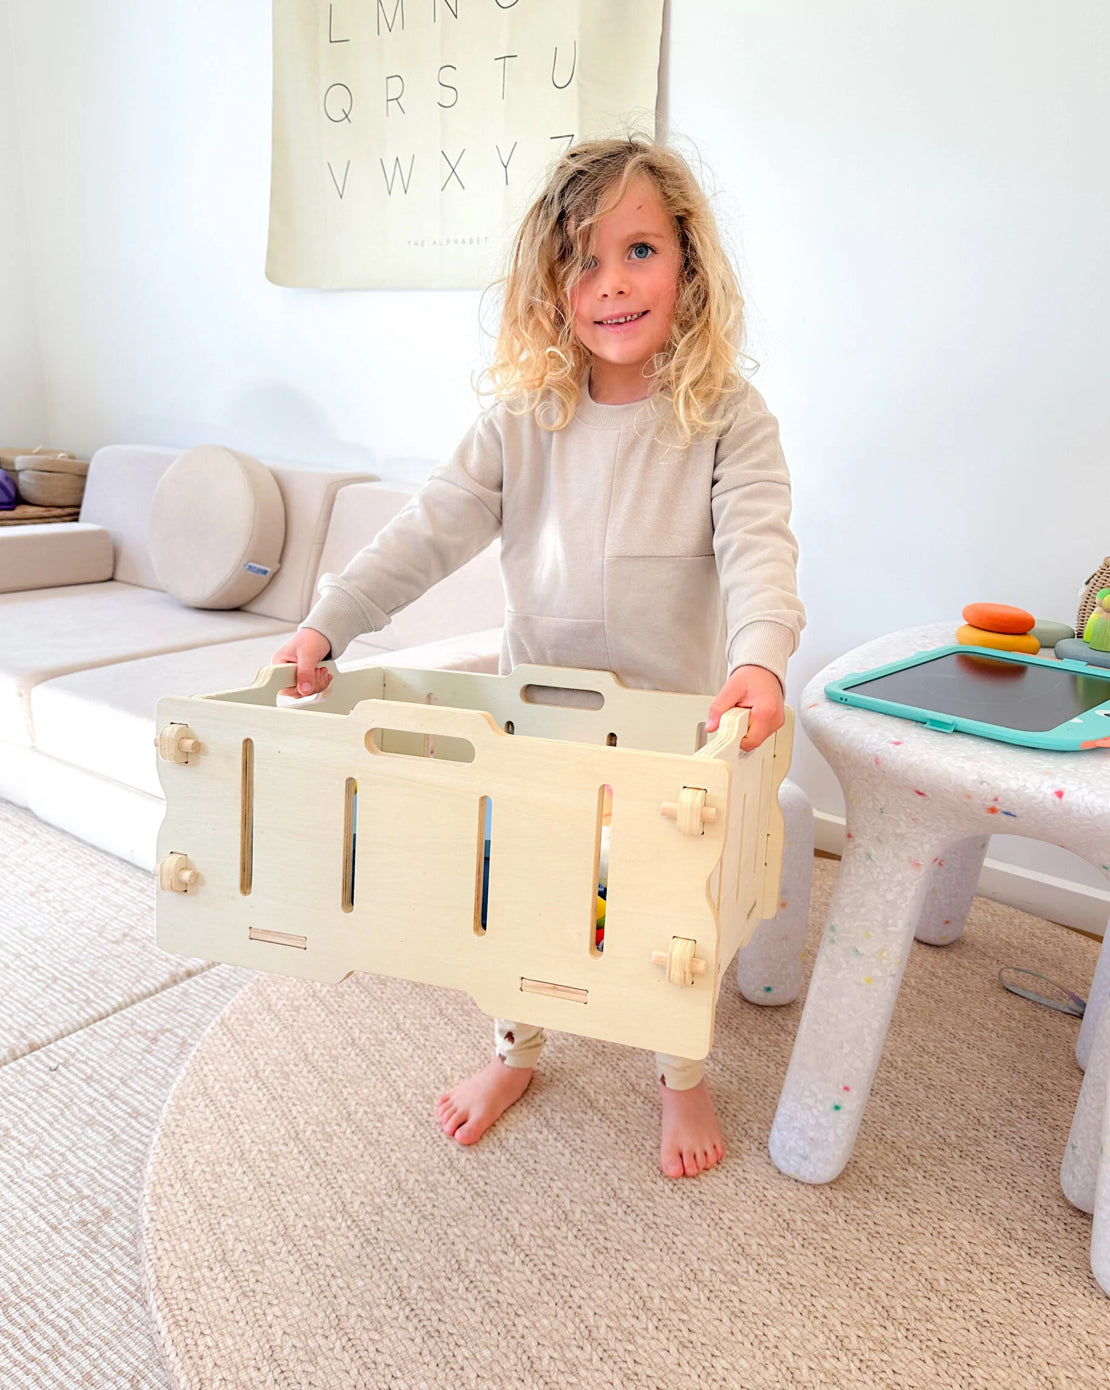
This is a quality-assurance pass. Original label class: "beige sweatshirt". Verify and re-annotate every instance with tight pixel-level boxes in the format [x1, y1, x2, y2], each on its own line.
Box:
[302, 378, 805, 696]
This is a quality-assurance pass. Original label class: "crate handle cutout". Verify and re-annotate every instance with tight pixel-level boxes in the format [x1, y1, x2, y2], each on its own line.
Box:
[341, 778, 357, 913]
[365, 728, 476, 763]
[520, 682, 604, 710]
[239, 739, 254, 896]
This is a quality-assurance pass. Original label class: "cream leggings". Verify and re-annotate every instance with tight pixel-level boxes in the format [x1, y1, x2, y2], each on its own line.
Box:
[493, 1019, 706, 1091]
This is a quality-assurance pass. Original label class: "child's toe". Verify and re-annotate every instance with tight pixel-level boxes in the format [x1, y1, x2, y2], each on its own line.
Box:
[453, 1117, 483, 1145]
[661, 1153, 685, 1179]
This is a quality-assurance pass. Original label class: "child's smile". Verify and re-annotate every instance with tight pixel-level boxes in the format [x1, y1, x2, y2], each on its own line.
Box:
[568, 175, 681, 403]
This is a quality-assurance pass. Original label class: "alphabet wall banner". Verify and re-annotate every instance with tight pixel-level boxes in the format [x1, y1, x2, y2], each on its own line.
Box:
[266, 0, 665, 290]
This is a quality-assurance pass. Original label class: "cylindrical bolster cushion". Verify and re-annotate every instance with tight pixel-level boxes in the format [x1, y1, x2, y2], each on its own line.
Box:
[149, 446, 286, 609]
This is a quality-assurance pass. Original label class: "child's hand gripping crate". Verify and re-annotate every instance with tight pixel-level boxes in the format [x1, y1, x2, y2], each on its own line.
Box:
[155, 663, 793, 1060]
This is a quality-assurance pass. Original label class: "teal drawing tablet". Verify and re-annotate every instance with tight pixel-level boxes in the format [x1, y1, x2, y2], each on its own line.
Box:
[825, 645, 1110, 751]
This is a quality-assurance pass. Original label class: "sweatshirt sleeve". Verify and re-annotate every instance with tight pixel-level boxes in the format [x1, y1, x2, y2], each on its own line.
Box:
[710, 381, 806, 688]
[300, 407, 505, 658]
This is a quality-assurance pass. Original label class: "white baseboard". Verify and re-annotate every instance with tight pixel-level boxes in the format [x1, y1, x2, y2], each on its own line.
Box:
[813, 810, 1109, 939]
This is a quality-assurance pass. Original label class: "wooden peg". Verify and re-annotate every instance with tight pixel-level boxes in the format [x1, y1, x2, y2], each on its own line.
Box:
[651, 937, 707, 987]
[660, 786, 717, 834]
[156, 724, 202, 764]
[158, 852, 198, 894]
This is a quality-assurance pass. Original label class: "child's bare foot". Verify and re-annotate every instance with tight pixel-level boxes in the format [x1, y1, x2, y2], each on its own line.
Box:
[436, 1057, 534, 1145]
[659, 1078, 725, 1178]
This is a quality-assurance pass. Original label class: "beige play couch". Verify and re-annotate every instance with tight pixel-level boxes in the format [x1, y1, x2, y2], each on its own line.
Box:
[1, 444, 505, 870]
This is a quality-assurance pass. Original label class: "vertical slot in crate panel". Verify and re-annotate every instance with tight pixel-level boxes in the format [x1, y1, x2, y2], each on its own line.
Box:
[475, 795, 492, 935]
[239, 738, 254, 896]
[341, 778, 357, 912]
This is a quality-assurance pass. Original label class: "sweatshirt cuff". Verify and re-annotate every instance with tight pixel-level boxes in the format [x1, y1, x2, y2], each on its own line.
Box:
[727, 621, 798, 691]
[301, 577, 392, 659]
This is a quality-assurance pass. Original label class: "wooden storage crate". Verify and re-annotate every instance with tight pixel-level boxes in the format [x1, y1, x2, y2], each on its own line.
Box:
[155, 663, 793, 1060]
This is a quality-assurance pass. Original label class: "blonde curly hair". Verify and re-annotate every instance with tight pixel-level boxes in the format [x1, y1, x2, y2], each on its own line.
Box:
[479, 136, 746, 445]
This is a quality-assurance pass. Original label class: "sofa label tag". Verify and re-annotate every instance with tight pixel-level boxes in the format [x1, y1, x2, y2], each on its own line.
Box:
[243, 562, 272, 577]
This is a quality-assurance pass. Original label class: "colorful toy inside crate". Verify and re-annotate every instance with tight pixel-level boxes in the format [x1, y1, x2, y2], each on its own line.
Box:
[155, 663, 793, 1060]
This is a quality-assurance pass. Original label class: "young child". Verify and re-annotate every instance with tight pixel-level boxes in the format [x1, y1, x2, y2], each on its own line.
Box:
[273, 136, 805, 1180]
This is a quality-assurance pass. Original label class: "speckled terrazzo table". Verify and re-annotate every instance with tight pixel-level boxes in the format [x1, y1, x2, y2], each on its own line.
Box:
[770, 623, 1110, 1289]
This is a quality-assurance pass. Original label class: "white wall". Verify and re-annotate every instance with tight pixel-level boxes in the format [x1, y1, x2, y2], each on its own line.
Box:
[0, 0, 46, 441]
[668, 0, 1110, 895]
[7, 0, 1110, 899]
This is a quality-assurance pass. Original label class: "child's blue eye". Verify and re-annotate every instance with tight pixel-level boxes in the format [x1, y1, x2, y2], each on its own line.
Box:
[631, 243, 655, 260]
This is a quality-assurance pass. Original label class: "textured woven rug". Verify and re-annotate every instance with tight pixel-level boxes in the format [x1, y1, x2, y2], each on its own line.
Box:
[0, 798, 210, 1067]
[140, 859, 1110, 1389]
[0, 800, 253, 1390]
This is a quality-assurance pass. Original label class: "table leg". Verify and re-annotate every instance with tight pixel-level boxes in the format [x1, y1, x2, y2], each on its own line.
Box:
[736, 780, 814, 1006]
[1094, 1090, 1110, 1295]
[1061, 1021, 1107, 1213]
[1060, 992, 1110, 1293]
[769, 809, 944, 1183]
[1077, 924, 1110, 1071]
[914, 835, 988, 946]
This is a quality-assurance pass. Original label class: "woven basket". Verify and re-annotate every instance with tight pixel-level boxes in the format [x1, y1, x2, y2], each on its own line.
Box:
[1077, 558, 1110, 638]
[12, 451, 89, 508]
[14, 469, 85, 507]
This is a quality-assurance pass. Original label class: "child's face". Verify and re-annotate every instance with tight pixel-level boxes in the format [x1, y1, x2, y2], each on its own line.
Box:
[567, 175, 681, 400]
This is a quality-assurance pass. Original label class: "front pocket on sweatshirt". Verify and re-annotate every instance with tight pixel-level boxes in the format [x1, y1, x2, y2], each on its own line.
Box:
[602, 554, 726, 694]
[503, 611, 612, 676]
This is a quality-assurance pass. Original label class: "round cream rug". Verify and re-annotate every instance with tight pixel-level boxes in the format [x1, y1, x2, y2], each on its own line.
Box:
[140, 860, 1110, 1389]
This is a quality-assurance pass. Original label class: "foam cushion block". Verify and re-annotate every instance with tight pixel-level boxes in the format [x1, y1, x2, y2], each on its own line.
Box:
[148, 447, 285, 609]
[956, 624, 1040, 654]
[961, 602, 1034, 634]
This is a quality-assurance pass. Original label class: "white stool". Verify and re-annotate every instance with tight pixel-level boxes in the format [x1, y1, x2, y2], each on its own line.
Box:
[736, 778, 815, 1006]
[772, 622, 1110, 1296]
[1062, 937, 1110, 1293]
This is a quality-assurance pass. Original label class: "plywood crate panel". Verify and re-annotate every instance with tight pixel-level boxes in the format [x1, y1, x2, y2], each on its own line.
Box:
[156, 663, 792, 1059]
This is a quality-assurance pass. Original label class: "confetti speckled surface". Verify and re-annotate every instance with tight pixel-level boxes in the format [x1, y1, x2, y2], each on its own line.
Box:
[736, 779, 815, 1007]
[772, 622, 1110, 1290]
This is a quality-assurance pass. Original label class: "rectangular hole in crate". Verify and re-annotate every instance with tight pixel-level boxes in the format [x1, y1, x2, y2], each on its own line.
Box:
[424, 690, 436, 758]
[590, 783, 612, 958]
[520, 683, 604, 710]
[249, 927, 307, 950]
[520, 978, 588, 1004]
[341, 777, 357, 913]
[365, 727, 475, 763]
[735, 791, 750, 902]
[239, 738, 254, 896]
[474, 795, 492, 936]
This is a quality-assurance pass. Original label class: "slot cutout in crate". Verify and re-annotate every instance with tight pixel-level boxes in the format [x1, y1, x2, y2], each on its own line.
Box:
[155, 663, 792, 1060]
